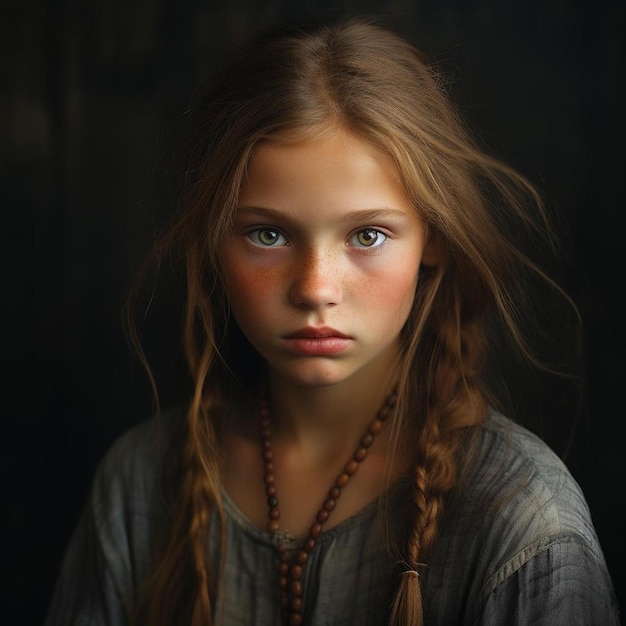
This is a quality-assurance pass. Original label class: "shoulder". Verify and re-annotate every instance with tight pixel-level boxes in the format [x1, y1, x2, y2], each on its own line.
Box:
[455, 410, 600, 550]
[42, 407, 187, 625]
[429, 411, 619, 622]
[421, 411, 620, 623]
[88, 406, 184, 528]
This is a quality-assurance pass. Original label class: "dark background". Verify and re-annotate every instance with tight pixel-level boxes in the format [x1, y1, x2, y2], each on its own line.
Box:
[2, 1, 624, 624]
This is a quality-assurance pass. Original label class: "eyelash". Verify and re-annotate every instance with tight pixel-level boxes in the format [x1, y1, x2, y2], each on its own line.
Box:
[245, 227, 389, 249]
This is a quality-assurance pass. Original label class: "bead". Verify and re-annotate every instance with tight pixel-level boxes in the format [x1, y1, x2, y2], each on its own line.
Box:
[267, 520, 279, 532]
[336, 473, 350, 487]
[263, 449, 273, 461]
[289, 614, 303, 626]
[344, 459, 359, 475]
[264, 472, 275, 485]
[304, 537, 316, 551]
[329, 486, 340, 499]
[354, 447, 367, 461]
[279, 562, 289, 575]
[360, 433, 374, 448]
[296, 550, 309, 565]
[291, 564, 302, 580]
[291, 597, 302, 611]
[369, 418, 383, 435]
[267, 495, 278, 508]
[323, 498, 336, 511]
[316, 509, 329, 523]
[290, 580, 303, 596]
[279, 576, 288, 590]
[266, 484, 276, 497]
[269, 508, 280, 520]
[309, 523, 322, 538]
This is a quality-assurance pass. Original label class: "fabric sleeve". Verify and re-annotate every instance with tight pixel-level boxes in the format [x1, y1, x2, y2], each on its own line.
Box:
[42, 499, 131, 626]
[478, 532, 620, 626]
[42, 415, 170, 626]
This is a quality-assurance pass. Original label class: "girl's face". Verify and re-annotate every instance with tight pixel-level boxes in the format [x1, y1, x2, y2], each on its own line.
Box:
[220, 129, 436, 389]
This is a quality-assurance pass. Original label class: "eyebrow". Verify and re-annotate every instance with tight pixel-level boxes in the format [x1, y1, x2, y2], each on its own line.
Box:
[235, 206, 409, 222]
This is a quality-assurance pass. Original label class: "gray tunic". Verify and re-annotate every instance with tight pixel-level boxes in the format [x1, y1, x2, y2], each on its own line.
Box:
[43, 410, 620, 625]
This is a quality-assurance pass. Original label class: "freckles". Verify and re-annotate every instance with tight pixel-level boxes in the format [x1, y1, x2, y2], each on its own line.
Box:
[227, 263, 281, 307]
[369, 265, 419, 309]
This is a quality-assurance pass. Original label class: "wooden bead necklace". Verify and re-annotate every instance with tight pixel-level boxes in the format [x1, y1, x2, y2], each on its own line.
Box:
[258, 389, 397, 626]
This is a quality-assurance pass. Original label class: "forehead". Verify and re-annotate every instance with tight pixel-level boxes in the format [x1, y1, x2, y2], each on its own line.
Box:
[238, 129, 411, 214]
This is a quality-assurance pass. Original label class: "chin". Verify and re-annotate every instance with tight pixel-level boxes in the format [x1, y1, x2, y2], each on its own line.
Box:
[271, 361, 352, 388]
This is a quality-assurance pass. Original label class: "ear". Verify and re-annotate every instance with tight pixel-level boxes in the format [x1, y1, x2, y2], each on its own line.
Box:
[420, 229, 442, 268]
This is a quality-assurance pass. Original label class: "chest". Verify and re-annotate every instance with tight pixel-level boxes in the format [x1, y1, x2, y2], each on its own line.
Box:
[211, 493, 396, 626]
[222, 430, 392, 538]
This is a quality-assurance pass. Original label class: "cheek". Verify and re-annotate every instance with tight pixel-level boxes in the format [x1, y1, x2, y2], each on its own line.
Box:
[223, 260, 281, 316]
[367, 263, 419, 314]
[356, 231, 425, 314]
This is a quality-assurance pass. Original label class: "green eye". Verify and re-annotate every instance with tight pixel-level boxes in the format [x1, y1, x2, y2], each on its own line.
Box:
[352, 229, 386, 248]
[258, 229, 280, 245]
[248, 228, 288, 247]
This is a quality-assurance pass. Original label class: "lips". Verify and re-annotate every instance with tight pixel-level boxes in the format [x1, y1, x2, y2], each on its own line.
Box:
[284, 326, 351, 339]
[282, 327, 352, 355]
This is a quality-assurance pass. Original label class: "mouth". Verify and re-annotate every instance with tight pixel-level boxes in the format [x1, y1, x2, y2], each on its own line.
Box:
[284, 326, 351, 339]
[282, 327, 352, 355]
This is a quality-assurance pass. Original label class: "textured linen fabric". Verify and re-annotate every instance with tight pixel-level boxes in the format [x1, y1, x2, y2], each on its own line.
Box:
[43, 409, 620, 626]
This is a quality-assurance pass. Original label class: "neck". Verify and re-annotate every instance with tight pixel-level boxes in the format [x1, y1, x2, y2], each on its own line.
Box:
[266, 368, 399, 463]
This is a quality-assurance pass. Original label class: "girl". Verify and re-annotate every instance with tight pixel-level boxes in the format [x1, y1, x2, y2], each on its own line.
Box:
[45, 16, 619, 626]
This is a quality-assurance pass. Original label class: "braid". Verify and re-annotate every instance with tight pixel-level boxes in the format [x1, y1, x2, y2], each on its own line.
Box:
[390, 298, 488, 626]
[389, 415, 456, 626]
[185, 397, 220, 626]
[132, 346, 225, 626]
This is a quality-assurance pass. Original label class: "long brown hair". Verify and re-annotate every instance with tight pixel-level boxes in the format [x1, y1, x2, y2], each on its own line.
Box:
[125, 15, 580, 626]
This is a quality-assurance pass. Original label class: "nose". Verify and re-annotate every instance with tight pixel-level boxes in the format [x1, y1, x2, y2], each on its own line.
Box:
[288, 248, 343, 309]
